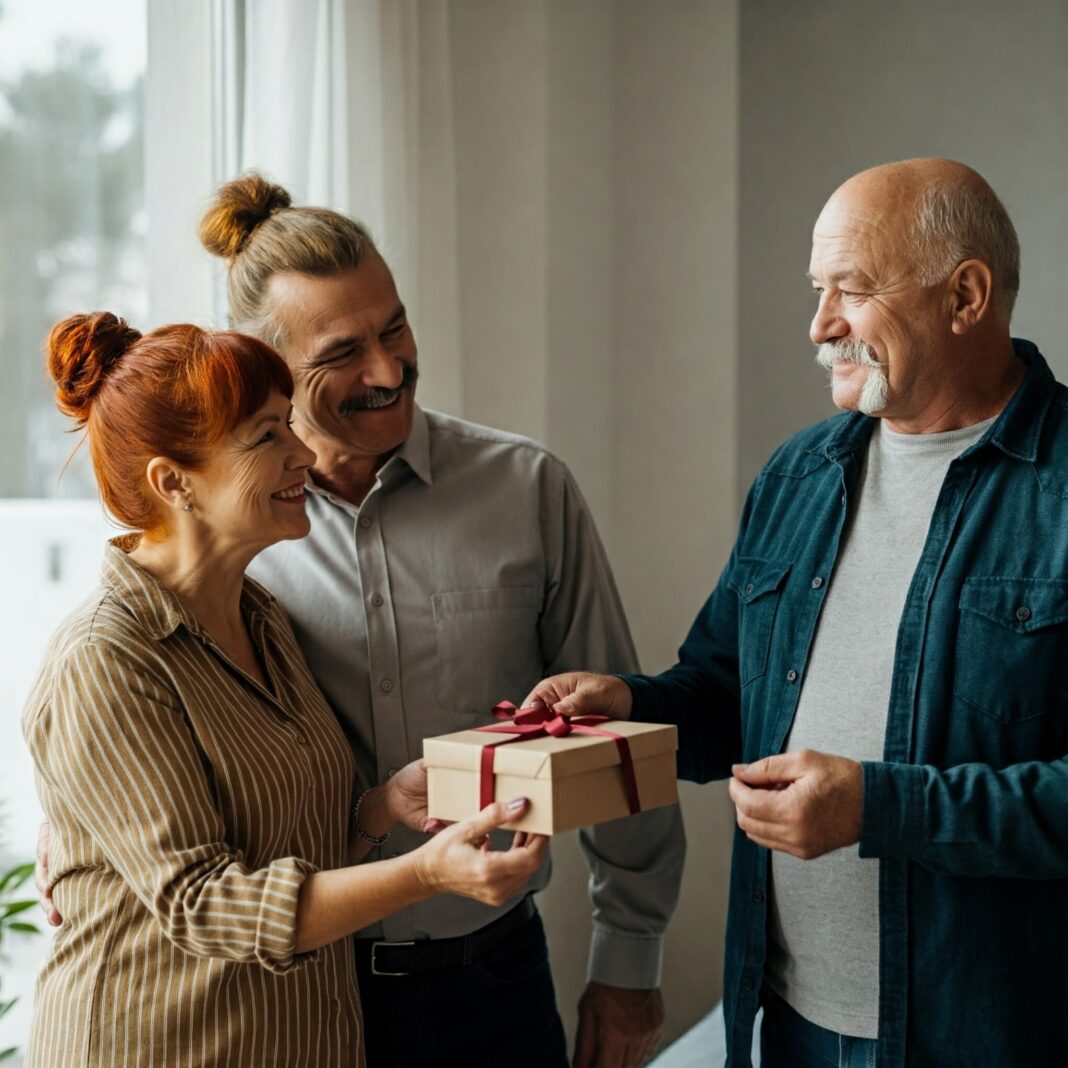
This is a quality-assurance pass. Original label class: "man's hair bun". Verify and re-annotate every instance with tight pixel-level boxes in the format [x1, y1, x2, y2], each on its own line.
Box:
[47, 312, 142, 425]
[199, 172, 292, 259]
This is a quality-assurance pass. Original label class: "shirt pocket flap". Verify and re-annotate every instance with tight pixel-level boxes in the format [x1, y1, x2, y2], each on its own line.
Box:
[959, 577, 1068, 634]
[728, 558, 792, 604]
[432, 585, 543, 619]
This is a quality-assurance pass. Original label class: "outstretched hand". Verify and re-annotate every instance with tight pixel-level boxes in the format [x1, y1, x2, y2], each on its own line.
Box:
[521, 672, 633, 720]
[412, 798, 547, 906]
[728, 750, 863, 860]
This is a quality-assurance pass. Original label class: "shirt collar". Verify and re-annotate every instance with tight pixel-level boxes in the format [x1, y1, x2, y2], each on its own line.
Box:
[984, 338, 1055, 463]
[811, 338, 1055, 465]
[100, 535, 276, 642]
[391, 404, 433, 485]
[304, 404, 434, 508]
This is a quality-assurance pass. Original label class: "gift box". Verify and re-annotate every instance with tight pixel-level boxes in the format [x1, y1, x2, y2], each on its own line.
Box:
[424, 704, 678, 835]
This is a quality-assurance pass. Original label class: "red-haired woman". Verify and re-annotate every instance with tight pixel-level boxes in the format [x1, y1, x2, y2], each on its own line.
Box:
[22, 313, 545, 1068]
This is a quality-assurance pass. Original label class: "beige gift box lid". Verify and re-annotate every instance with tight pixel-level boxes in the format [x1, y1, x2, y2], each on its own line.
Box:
[424, 720, 678, 835]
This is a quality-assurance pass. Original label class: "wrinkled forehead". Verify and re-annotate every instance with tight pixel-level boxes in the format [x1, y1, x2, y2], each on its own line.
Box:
[809, 189, 916, 281]
[269, 258, 398, 347]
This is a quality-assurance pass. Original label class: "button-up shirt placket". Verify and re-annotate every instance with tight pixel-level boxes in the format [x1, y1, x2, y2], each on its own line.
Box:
[351, 480, 413, 927]
[870, 454, 979, 1063]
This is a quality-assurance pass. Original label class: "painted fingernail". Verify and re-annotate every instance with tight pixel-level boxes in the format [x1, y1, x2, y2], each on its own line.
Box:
[506, 797, 527, 812]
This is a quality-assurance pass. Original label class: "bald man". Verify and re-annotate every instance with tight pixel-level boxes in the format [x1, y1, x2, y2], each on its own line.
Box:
[528, 159, 1068, 1066]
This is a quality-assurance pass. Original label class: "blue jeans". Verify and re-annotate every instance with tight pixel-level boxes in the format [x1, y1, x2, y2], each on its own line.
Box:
[760, 986, 878, 1068]
[354, 907, 568, 1067]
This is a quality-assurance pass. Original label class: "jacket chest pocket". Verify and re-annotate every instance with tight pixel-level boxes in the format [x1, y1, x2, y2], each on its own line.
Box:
[728, 558, 791, 687]
[432, 586, 543, 714]
[955, 577, 1068, 724]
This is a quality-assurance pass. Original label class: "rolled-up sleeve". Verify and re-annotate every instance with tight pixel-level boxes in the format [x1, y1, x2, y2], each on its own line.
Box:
[26, 639, 317, 974]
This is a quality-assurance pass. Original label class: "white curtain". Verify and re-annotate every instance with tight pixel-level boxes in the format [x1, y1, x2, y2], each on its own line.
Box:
[240, 0, 463, 413]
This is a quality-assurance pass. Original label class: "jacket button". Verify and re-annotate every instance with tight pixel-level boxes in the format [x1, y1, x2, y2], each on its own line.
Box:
[380, 678, 394, 693]
[811, 576, 823, 589]
[786, 669, 798, 683]
[753, 889, 764, 903]
[745, 583, 754, 595]
[1015, 605, 1031, 622]
[358, 515, 374, 529]
[371, 593, 384, 607]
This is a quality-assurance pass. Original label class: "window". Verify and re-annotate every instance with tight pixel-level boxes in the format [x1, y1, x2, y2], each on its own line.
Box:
[0, 0, 146, 1057]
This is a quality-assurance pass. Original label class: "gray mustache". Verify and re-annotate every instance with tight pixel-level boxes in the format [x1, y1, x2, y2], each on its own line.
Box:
[815, 339, 881, 370]
[339, 364, 420, 415]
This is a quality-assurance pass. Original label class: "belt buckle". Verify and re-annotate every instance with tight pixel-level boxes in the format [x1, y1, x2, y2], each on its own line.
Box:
[370, 940, 415, 977]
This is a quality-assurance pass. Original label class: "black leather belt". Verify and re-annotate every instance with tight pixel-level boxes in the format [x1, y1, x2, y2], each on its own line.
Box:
[356, 895, 536, 977]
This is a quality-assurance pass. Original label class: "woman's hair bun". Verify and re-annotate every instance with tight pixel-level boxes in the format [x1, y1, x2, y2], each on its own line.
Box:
[47, 312, 142, 424]
[198, 172, 292, 259]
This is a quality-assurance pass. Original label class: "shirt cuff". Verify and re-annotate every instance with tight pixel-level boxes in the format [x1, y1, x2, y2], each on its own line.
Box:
[586, 924, 664, 989]
[616, 674, 661, 722]
[858, 760, 925, 862]
[256, 857, 323, 974]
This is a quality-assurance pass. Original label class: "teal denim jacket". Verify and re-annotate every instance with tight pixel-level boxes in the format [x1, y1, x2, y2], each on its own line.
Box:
[627, 340, 1068, 1067]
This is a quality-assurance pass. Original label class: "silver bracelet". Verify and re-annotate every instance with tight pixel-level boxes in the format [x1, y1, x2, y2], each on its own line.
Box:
[351, 788, 391, 847]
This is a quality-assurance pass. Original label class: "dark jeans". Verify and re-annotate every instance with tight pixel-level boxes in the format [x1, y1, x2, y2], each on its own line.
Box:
[354, 908, 568, 1067]
[760, 986, 878, 1068]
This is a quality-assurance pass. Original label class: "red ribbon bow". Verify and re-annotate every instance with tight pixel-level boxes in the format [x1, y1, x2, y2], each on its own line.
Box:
[473, 701, 641, 816]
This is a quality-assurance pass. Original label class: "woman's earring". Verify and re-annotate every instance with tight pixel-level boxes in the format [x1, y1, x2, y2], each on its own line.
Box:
[182, 501, 194, 513]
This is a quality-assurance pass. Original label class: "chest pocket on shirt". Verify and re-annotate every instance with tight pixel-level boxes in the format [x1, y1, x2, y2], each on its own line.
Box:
[432, 586, 543, 715]
[955, 577, 1068, 724]
[728, 558, 791, 687]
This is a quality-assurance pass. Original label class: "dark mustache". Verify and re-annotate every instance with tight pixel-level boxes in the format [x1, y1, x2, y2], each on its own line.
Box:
[338, 363, 419, 415]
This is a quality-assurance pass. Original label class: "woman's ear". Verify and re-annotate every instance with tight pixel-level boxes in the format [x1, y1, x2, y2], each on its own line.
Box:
[949, 259, 994, 336]
[145, 457, 195, 514]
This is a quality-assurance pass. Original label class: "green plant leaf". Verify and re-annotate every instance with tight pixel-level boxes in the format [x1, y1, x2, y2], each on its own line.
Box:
[1, 899, 36, 919]
[0, 1047, 16, 1061]
[6, 922, 38, 934]
[0, 862, 35, 895]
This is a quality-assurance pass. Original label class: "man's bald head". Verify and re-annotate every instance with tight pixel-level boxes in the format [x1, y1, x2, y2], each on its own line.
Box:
[821, 158, 1020, 321]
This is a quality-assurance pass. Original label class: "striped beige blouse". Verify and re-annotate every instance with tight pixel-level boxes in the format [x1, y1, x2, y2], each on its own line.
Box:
[22, 539, 363, 1067]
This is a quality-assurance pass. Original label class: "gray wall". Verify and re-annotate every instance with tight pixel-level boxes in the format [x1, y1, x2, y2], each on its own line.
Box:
[738, 0, 1068, 495]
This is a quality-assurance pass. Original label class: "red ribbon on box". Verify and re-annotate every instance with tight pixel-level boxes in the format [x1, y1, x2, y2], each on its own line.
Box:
[473, 701, 641, 816]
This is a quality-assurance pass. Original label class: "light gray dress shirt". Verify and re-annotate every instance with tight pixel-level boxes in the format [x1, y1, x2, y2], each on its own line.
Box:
[249, 406, 685, 986]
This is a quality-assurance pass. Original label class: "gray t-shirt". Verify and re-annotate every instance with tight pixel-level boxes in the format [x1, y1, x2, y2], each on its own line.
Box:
[764, 415, 995, 1038]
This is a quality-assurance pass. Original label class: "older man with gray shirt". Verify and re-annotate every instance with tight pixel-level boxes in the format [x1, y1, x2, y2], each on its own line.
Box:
[530, 158, 1068, 1066]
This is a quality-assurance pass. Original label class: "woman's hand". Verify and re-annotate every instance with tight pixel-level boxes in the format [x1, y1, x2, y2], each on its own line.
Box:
[521, 672, 634, 720]
[298, 798, 547, 951]
[411, 799, 547, 906]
